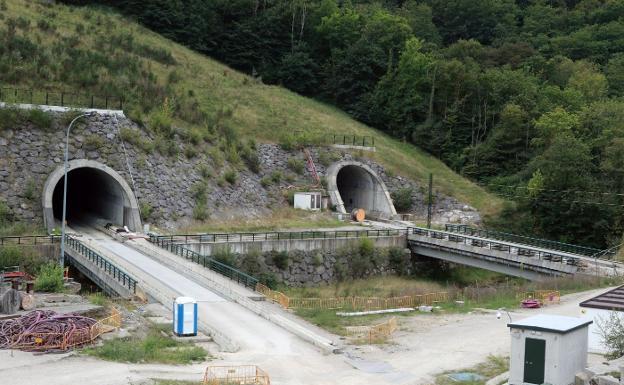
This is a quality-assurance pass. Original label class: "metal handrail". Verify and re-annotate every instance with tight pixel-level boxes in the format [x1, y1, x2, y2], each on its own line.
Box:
[149, 237, 258, 290]
[0, 235, 61, 246]
[64, 236, 137, 293]
[150, 229, 405, 245]
[0, 86, 123, 110]
[444, 224, 609, 257]
[332, 134, 375, 147]
[408, 227, 581, 267]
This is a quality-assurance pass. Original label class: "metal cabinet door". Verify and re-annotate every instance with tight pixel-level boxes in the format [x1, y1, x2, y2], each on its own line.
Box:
[524, 338, 546, 384]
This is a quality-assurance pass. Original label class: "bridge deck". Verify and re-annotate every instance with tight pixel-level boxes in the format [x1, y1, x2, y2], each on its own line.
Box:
[407, 227, 588, 280]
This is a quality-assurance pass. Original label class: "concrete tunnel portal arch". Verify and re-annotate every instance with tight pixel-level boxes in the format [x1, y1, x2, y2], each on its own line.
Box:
[43, 160, 142, 232]
[326, 161, 397, 217]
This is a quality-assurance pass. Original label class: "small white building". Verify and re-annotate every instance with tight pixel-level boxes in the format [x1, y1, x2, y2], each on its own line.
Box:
[293, 192, 322, 211]
[508, 314, 592, 385]
[579, 285, 624, 354]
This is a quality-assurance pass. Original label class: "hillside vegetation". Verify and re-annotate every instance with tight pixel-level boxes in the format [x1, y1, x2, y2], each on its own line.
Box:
[0, 0, 501, 217]
[55, 0, 624, 248]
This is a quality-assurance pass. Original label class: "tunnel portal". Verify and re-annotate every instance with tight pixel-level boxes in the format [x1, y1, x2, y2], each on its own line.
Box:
[43, 160, 141, 232]
[326, 161, 396, 217]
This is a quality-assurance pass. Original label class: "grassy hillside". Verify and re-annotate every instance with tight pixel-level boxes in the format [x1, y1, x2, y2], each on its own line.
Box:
[0, 0, 502, 216]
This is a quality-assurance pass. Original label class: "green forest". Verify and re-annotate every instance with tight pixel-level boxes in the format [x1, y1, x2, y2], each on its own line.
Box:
[60, 0, 624, 248]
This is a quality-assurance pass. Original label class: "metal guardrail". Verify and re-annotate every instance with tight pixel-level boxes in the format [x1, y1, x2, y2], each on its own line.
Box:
[65, 236, 137, 293]
[0, 235, 61, 246]
[151, 229, 404, 244]
[444, 224, 610, 258]
[149, 236, 258, 290]
[0, 86, 123, 110]
[408, 227, 581, 267]
[332, 134, 375, 147]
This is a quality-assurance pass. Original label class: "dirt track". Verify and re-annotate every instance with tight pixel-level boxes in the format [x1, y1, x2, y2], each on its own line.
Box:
[1, 287, 609, 385]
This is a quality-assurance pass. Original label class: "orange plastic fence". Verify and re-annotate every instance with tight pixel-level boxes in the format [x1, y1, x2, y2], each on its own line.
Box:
[346, 317, 399, 343]
[256, 283, 447, 311]
[518, 290, 561, 306]
[204, 365, 270, 385]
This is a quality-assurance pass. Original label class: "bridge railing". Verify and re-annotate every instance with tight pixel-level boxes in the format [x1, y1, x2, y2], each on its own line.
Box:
[65, 236, 137, 293]
[0, 235, 61, 246]
[149, 236, 258, 290]
[444, 224, 612, 258]
[408, 227, 581, 267]
[150, 229, 405, 245]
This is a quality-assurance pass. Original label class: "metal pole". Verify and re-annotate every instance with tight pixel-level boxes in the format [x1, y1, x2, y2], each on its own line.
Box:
[427, 173, 433, 229]
[59, 112, 96, 267]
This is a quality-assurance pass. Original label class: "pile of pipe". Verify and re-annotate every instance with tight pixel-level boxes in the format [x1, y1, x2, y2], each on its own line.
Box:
[0, 310, 97, 351]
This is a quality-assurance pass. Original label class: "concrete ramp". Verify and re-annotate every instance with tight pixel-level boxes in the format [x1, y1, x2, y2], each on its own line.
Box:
[71, 227, 337, 355]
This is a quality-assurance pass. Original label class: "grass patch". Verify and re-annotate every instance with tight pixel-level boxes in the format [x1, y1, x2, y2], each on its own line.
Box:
[183, 208, 345, 233]
[85, 323, 208, 365]
[435, 355, 508, 385]
[87, 292, 108, 306]
[34, 263, 64, 293]
[294, 308, 405, 336]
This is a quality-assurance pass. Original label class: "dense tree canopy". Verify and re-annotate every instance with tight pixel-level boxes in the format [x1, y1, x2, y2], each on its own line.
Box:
[62, 0, 624, 247]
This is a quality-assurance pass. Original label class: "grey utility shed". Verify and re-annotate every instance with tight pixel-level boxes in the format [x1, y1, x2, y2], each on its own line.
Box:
[508, 314, 592, 385]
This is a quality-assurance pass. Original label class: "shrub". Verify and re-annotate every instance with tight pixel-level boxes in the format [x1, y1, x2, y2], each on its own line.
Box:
[139, 201, 153, 221]
[23, 179, 37, 201]
[0, 107, 22, 131]
[272, 251, 289, 270]
[287, 157, 305, 175]
[318, 150, 341, 167]
[241, 145, 260, 174]
[224, 169, 238, 185]
[34, 263, 64, 292]
[270, 171, 282, 184]
[84, 134, 105, 150]
[193, 203, 208, 221]
[213, 246, 236, 267]
[597, 312, 624, 359]
[184, 146, 197, 159]
[198, 164, 213, 179]
[260, 176, 272, 188]
[208, 147, 224, 167]
[279, 133, 297, 151]
[119, 127, 154, 154]
[391, 187, 413, 213]
[26, 108, 53, 130]
[240, 248, 263, 276]
[388, 247, 410, 276]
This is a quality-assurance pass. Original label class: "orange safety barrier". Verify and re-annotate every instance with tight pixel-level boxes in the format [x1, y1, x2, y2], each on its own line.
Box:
[256, 283, 447, 311]
[518, 290, 561, 306]
[204, 365, 271, 385]
[345, 317, 398, 344]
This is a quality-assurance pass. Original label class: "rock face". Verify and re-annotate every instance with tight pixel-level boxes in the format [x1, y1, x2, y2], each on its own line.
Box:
[0, 112, 479, 230]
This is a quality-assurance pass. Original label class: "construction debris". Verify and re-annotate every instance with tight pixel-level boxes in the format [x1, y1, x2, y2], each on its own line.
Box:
[0, 310, 97, 351]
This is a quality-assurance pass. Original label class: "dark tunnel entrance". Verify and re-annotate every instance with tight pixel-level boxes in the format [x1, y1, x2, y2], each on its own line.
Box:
[336, 165, 375, 213]
[328, 162, 396, 216]
[52, 168, 126, 227]
[43, 160, 142, 232]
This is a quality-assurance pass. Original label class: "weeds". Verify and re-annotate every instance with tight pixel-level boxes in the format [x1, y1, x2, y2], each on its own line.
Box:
[85, 323, 207, 364]
[34, 263, 64, 293]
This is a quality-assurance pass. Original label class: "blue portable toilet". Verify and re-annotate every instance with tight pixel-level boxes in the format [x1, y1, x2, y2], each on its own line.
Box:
[173, 297, 198, 336]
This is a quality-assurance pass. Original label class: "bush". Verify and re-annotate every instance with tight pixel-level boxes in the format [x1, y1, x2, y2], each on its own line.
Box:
[388, 247, 410, 276]
[287, 157, 305, 175]
[241, 145, 260, 174]
[34, 263, 64, 293]
[26, 108, 53, 130]
[597, 312, 624, 359]
[272, 251, 289, 270]
[139, 201, 153, 221]
[260, 176, 272, 188]
[0, 107, 22, 131]
[224, 169, 238, 185]
[119, 127, 154, 154]
[270, 171, 282, 184]
[213, 246, 236, 267]
[198, 164, 213, 179]
[391, 187, 413, 213]
[318, 150, 341, 167]
[84, 134, 105, 150]
[193, 203, 208, 221]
